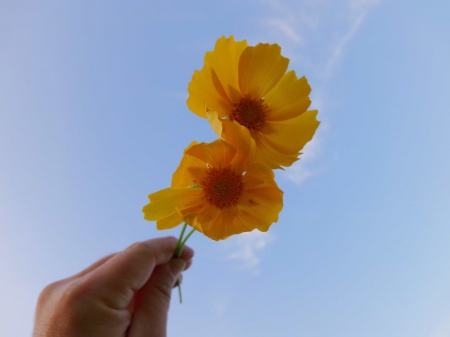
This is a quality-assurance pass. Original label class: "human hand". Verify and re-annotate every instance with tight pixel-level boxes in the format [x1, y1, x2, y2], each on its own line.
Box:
[33, 236, 194, 337]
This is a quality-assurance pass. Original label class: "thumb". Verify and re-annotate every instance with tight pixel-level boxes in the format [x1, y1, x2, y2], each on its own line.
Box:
[128, 259, 186, 337]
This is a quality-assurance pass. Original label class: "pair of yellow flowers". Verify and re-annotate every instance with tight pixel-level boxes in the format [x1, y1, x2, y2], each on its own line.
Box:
[143, 36, 320, 241]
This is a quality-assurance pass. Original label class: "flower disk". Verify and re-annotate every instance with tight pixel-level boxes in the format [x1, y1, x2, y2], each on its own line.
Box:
[229, 97, 268, 132]
[201, 167, 243, 209]
[142, 139, 284, 240]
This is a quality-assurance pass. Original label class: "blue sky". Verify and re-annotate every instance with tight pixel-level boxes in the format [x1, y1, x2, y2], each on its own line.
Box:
[1, 1, 450, 336]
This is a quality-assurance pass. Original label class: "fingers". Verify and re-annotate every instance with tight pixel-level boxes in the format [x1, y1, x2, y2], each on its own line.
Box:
[128, 259, 186, 337]
[33, 236, 195, 337]
[77, 237, 194, 310]
[171, 258, 193, 287]
[178, 245, 195, 262]
[71, 241, 193, 280]
[71, 253, 116, 279]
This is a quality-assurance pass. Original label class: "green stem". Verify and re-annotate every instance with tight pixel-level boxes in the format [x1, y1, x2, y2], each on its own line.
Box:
[174, 223, 195, 304]
[177, 278, 183, 303]
[175, 223, 188, 258]
[180, 228, 196, 251]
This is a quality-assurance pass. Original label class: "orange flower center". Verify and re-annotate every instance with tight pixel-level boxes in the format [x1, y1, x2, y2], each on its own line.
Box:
[229, 97, 268, 132]
[201, 167, 243, 209]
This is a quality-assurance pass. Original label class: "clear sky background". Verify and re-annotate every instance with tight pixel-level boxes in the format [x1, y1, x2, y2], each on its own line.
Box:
[1, 1, 450, 336]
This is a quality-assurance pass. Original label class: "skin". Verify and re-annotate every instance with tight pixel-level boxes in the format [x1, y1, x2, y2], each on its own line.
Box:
[33, 236, 194, 337]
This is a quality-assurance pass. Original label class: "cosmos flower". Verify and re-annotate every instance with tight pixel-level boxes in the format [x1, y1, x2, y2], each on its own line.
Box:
[142, 139, 283, 241]
[187, 36, 320, 169]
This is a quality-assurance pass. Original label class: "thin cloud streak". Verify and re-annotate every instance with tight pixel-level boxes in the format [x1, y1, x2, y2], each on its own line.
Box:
[221, 0, 380, 266]
[222, 231, 274, 272]
[324, 0, 380, 77]
[258, 0, 380, 185]
[283, 137, 322, 185]
[266, 18, 303, 44]
[259, 0, 381, 78]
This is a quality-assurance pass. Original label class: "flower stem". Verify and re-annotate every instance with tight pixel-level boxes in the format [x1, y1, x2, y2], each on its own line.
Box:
[175, 223, 188, 258]
[180, 228, 196, 252]
[174, 223, 195, 303]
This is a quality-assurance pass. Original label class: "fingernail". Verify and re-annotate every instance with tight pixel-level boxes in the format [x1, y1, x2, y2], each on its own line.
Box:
[169, 259, 186, 276]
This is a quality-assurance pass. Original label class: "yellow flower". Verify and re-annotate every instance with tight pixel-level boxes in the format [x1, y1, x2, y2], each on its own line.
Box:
[187, 36, 320, 169]
[142, 139, 283, 241]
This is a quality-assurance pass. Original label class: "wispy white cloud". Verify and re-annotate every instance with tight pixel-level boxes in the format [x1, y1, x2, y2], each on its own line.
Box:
[266, 18, 303, 44]
[324, 0, 380, 77]
[284, 137, 322, 185]
[257, 0, 380, 184]
[258, 0, 381, 78]
[216, 0, 380, 266]
[167, 90, 188, 101]
[211, 296, 228, 314]
[221, 230, 274, 272]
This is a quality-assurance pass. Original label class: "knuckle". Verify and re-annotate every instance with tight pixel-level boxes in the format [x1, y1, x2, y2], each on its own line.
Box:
[166, 236, 179, 247]
[153, 282, 172, 304]
[127, 240, 150, 254]
[37, 280, 64, 304]
[35, 280, 83, 329]
[127, 241, 144, 251]
[166, 235, 178, 243]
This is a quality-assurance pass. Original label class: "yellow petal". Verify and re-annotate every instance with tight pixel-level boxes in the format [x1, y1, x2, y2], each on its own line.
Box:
[264, 71, 312, 121]
[220, 118, 250, 149]
[233, 210, 266, 232]
[220, 120, 256, 172]
[242, 162, 278, 190]
[185, 139, 236, 169]
[177, 206, 204, 233]
[182, 214, 203, 233]
[156, 212, 184, 230]
[206, 111, 257, 172]
[206, 110, 223, 138]
[187, 65, 233, 118]
[238, 43, 289, 98]
[253, 132, 295, 169]
[195, 204, 220, 237]
[143, 187, 204, 221]
[262, 110, 320, 155]
[172, 142, 207, 188]
[240, 187, 284, 231]
[204, 36, 248, 102]
[197, 207, 251, 240]
[202, 207, 234, 240]
[217, 208, 256, 240]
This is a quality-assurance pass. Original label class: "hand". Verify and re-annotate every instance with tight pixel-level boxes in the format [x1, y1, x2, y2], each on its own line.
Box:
[33, 236, 194, 337]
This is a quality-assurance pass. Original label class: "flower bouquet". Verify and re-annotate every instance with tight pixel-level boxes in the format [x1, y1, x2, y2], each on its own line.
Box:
[142, 36, 319, 302]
